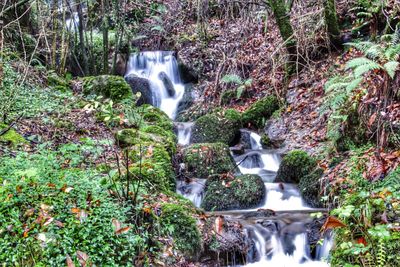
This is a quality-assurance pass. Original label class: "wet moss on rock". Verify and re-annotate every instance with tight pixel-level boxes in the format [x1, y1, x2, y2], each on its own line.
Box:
[0, 124, 26, 147]
[201, 174, 265, 211]
[190, 109, 242, 145]
[242, 95, 279, 128]
[182, 143, 236, 178]
[138, 104, 174, 131]
[299, 167, 323, 208]
[159, 203, 201, 256]
[275, 150, 317, 183]
[82, 75, 132, 101]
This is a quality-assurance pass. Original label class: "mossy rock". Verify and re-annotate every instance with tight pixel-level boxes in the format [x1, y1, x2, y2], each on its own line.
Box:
[115, 128, 175, 157]
[260, 133, 272, 148]
[0, 124, 26, 147]
[336, 106, 367, 151]
[159, 203, 201, 256]
[47, 72, 70, 92]
[299, 168, 323, 208]
[275, 150, 317, 183]
[201, 174, 265, 211]
[190, 109, 242, 145]
[138, 104, 174, 131]
[242, 95, 279, 128]
[182, 143, 236, 178]
[82, 75, 132, 101]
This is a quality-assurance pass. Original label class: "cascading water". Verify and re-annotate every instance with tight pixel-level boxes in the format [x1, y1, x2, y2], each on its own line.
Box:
[125, 51, 185, 119]
[127, 51, 333, 266]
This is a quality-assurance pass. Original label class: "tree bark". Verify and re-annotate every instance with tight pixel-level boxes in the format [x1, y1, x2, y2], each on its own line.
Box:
[102, 0, 109, 74]
[323, 0, 341, 47]
[77, 2, 89, 75]
[268, 0, 297, 68]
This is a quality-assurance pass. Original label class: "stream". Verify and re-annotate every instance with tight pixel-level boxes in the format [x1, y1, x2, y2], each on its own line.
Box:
[125, 51, 333, 266]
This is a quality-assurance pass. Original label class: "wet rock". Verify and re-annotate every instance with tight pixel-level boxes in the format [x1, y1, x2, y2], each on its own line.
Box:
[201, 174, 265, 211]
[264, 118, 287, 148]
[176, 84, 194, 117]
[178, 62, 199, 84]
[280, 222, 307, 255]
[240, 209, 276, 220]
[158, 71, 175, 97]
[82, 75, 132, 102]
[305, 215, 327, 258]
[230, 144, 245, 155]
[115, 53, 127, 76]
[125, 74, 153, 105]
[299, 168, 324, 208]
[239, 129, 252, 149]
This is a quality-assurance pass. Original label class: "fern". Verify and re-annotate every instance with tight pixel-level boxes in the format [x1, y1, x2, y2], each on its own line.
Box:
[221, 74, 243, 85]
[383, 61, 399, 79]
[346, 41, 375, 53]
[376, 239, 387, 267]
[345, 57, 381, 77]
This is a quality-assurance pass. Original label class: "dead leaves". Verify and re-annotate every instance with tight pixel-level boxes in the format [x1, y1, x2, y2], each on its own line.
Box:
[321, 216, 346, 232]
[112, 219, 131, 235]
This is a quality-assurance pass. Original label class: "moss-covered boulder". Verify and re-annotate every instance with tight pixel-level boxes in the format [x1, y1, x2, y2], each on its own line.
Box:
[159, 203, 201, 256]
[299, 168, 323, 208]
[242, 95, 279, 128]
[138, 104, 174, 131]
[182, 143, 236, 178]
[82, 75, 132, 101]
[190, 109, 242, 145]
[0, 124, 26, 147]
[201, 174, 265, 211]
[275, 150, 317, 183]
[47, 72, 70, 92]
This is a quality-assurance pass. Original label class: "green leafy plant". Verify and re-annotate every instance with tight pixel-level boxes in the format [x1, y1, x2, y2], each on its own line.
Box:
[221, 74, 253, 99]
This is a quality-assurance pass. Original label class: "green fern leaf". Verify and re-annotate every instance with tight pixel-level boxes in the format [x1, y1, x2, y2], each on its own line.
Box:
[236, 85, 245, 99]
[221, 74, 243, 85]
[353, 63, 381, 77]
[383, 61, 399, 79]
[345, 77, 363, 93]
[345, 57, 375, 69]
[345, 41, 374, 53]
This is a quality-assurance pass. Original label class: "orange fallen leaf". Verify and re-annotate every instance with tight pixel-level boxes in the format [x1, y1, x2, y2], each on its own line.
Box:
[321, 216, 346, 232]
[66, 254, 75, 267]
[116, 226, 131, 235]
[215, 216, 224, 234]
[76, 251, 89, 267]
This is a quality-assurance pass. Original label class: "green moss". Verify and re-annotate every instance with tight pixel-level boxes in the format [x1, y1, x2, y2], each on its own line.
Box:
[275, 150, 317, 183]
[0, 124, 26, 147]
[261, 133, 272, 148]
[82, 75, 132, 101]
[299, 168, 323, 208]
[182, 143, 236, 178]
[242, 95, 279, 128]
[47, 72, 70, 92]
[220, 90, 236, 106]
[336, 107, 367, 151]
[159, 203, 201, 256]
[191, 109, 241, 145]
[201, 174, 265, 211]
[138, 104, 174, 131]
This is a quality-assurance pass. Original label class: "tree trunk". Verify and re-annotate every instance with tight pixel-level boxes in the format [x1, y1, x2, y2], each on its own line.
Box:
[102, 0, 109, 74]
[268, 0, 297, 69]
[77, 2, 88, 75]
[323, 0, 341, 47]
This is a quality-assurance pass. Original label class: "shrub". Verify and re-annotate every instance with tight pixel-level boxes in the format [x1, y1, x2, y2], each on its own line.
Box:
[82, 75, 133, 102]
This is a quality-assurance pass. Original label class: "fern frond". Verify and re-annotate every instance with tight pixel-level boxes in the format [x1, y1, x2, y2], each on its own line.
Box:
[383, 61, 399, 79]
[384, 44, 400, 60]
[364, 44, 384, 59]
[345, 41, 375, 53]
[345, 77, 363, 93]
[244, 79, 253, 87]
[221, 74, 243, 85]
[376, 239, 386, 267]
[345, 57, 381, 77]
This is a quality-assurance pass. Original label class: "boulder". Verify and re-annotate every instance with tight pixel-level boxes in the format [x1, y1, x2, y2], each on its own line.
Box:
[82, 75, 132, 101]
[242, 95, 279, 128]
[201, 174, 265, 211]
[299, 168, 324, 208]
[124, 74, 153, 105]
[176, 84, 194, 117]
[178, 62, 199, 84]
[0, 124, 26, 147]
[158, 71, 175, 97]
[190, 109, 242, 145]
[264, 118, 287, 148]
[275, 150, 316, 184]
[182, 143, 236, 178]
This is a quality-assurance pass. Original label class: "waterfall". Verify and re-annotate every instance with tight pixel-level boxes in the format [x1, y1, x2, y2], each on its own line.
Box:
[249, 132, 262, 150]
[125, 51, 185, 119]
[176, 122, 194, 146]
[176, 179, 206, 208]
